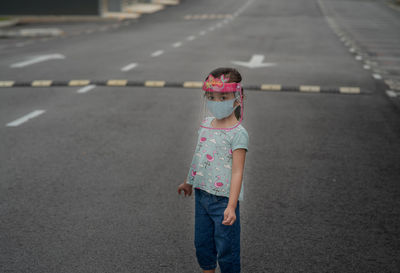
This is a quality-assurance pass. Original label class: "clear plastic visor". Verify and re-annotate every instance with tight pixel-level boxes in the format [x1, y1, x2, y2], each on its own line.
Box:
[199, 88, 244, 130]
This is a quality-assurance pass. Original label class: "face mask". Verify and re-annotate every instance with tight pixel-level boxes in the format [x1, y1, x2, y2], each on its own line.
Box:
[206, 98, 239, 120]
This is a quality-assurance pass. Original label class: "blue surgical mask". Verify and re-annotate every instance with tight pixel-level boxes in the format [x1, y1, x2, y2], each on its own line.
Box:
[206, 98, 239, 119]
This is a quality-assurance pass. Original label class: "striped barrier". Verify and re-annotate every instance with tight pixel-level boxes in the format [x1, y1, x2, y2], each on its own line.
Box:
[0, 80, 365, 94]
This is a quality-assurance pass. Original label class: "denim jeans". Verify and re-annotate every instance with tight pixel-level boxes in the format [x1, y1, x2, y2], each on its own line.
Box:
[194, 188, 240, 273]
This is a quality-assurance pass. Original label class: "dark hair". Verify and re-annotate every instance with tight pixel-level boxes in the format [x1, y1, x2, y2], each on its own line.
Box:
[205, 67, 244, 120]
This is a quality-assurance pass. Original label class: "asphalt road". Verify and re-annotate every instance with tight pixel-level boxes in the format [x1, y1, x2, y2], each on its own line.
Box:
[1, 0, 399, 272]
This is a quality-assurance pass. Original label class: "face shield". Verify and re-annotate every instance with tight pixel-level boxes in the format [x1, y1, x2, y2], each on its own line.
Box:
[199, 74, 244, 130]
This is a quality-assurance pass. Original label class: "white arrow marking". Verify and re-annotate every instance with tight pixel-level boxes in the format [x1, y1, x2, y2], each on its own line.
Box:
[6, 110, 46, 127]
[10, 54, 65, 68]
[232, 54, 276, 69]
[121, 63, 138, 72]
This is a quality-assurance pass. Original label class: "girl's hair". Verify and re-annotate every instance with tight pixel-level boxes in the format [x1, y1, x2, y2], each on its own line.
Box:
[205, 67, 244, 120]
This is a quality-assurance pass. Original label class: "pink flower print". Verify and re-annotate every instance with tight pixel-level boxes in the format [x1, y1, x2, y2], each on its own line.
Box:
[200, 137, 207, 142]
[214, 176, 223, 187]
[191, 170, 197, 177]
[229, 149, 233, 155]
[206, 151, 217, 162]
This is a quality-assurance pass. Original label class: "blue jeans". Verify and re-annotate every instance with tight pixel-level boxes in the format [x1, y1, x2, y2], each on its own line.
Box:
[194, 188, 241, 273]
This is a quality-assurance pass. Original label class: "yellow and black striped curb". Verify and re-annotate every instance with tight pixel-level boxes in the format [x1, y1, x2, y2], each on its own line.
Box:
[0, 80, 367, 94]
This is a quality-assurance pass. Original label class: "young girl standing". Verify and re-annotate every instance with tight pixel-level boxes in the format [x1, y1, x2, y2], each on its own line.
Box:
[178, 67, 249, 273]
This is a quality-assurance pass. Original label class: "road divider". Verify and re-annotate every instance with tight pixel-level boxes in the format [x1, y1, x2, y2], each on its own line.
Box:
[0, 80, 365, 94]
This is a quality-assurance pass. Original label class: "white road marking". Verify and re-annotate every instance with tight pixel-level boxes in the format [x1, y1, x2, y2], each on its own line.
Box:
[355, 55, 362, 60]
[77, 85, 96, 94]
[11, 54, 65, 68]
[363, 65, 371, 69]
[151, 50, 164, 57]
[372, 73, 382, 79]
[186, 35, 196, 41]
[209, 26, 215, 31]
[121, 62, 138, 72]
[199, 31, 207, 36]
[172, 42, 182, 48]
[6, 110, 46, 127]
[386, 90, 398, 97]
[232, 54, 276, 69]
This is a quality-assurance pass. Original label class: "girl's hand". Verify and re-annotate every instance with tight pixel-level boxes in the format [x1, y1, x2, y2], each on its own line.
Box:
[222, 206, 236, 225]
[178, 182, 192, 197]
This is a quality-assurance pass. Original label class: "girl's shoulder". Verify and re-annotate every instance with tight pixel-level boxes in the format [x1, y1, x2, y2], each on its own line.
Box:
[234, 124, 248, 135]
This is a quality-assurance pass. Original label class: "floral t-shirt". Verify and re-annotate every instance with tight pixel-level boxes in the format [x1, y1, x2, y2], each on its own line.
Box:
[186, 117, 249, 201]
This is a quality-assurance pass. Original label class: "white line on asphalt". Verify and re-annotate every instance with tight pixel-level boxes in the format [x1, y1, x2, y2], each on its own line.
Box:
[363, 65, 371, 69]
[151, 50, 164, 57]
[121, 63, 138, 72]
[6, 110, 46, 127]
[386, 90, 398, 97]
[355, 55, 362, 60]
[199, 31, 207, 36]
[77, 85, 96, 94]
[172, 42, 182, 48]
[209, 26, 215, 31]
[10, 54, 65, 68]
[186, 35, 196, 41]
[372, 73, 382, 79]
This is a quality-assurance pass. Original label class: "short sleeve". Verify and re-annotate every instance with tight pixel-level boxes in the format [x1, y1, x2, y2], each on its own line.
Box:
[231, 129, 249, 152]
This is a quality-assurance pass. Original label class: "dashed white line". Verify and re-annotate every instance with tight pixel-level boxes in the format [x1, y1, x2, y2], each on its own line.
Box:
[199, 31, 207, 36]
[363, 65, 371, 69]
[77, 85, 96, 94]
[209, 26, 215, 31]
[172, 42, 182, 48]
[372, 73, 382, 80]
[386, 90, 398, 97]
[151, 50, 164, 57]
[186, 35, 196, 41]
[355, 55, 363, 60]
[121, 62, 138, 72]
[6, 110, 46, 127]
[11, 54, 65, 68]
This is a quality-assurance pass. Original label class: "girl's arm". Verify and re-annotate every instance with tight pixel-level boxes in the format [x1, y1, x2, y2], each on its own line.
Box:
[228, 148, 247, 209]
[223, 148, 246, 225]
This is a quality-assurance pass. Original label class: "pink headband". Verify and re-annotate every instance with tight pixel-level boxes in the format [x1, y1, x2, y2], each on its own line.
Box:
[202, 74, 242, 93]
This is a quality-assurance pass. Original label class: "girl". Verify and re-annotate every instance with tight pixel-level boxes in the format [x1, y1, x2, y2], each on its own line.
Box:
[178, 67, 249, 273]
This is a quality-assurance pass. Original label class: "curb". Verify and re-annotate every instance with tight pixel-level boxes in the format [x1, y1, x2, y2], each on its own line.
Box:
[0, 80, 366, 94]
[8, 15, 121, 24]
[0, 18, 19, 28]
[0, 28, 64, 38]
